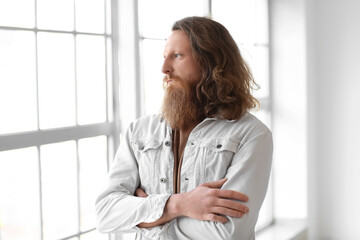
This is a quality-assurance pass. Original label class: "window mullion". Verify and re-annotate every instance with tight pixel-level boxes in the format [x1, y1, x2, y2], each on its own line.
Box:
[110, 0, 121, 154]
[134, 0, 142, 118]
[76, 140, 81, 234]
[0, 123, 113, 151]
[35, 0, 40, 131]
[73, 0, 79, 126]
[37, 145, 44, 240]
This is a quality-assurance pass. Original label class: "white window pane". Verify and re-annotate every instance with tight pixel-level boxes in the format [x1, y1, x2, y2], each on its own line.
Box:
[138, 0, 208, 38]
[40, 141, 78, 240]
[0, 30, 37, 134]
[0, 147, 41, 240]
[81, 230, 109, 240]
[255, 0, 269, 44]
[142, 39, 165, 115]
[76, 35, 106, 125]
[78, 136, 107, 231]
[106, 38, 113, 121]
[76, 0, 105, 33]
[252, 46, 269, 99]
[37, 0, 74, 31]
[212, 0, 256, 45]
[106, 0, 112, 34]
[239, 44, 269, 99]
[37, 32, 76, 129]
[250, 110, 271, 130]
[0, 0, 35, 28]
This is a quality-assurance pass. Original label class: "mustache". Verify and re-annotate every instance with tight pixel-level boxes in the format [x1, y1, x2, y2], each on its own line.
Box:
[163, 75, 181, 81]
[163, 75, 182, 88]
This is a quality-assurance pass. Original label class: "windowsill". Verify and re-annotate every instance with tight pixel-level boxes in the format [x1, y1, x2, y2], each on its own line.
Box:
[255, 219, 307, 240]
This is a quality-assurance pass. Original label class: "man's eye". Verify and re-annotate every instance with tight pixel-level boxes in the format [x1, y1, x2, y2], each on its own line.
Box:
[174, 54, 180, 58]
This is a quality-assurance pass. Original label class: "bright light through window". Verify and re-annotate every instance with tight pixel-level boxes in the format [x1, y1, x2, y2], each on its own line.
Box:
[0, 30, 37, 134]
[0, 1, 114, 239]
[1, 0, 271, 239]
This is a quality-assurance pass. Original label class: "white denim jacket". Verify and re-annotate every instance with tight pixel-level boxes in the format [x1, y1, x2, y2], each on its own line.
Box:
[96, 112, 273, 240]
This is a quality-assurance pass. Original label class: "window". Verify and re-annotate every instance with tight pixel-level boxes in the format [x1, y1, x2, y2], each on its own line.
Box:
[0, 0, 272, 239]
[0, 0, 118, 239]
[137, 0, 272, 232]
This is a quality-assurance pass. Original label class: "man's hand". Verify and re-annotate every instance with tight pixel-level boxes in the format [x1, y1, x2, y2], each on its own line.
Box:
[135, 178, 249, 228]
[180, 178, 249, 223]
[135, 188, 148, 198]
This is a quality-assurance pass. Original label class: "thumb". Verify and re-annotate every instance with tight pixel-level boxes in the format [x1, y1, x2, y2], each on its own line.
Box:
[135, 188, 148, 197]
[201, 178, 228, 188]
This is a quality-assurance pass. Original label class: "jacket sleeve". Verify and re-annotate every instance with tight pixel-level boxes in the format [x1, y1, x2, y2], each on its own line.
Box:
[95, 122, 171, 239]
[163, 131, 273, 240]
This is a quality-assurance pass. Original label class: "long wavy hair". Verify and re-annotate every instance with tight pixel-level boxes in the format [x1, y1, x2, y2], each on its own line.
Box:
[172, 16, 259, 120]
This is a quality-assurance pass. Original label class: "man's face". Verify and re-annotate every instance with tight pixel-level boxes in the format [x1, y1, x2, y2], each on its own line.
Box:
[160, 30, 202, 129]
[162, 30, 202, 88]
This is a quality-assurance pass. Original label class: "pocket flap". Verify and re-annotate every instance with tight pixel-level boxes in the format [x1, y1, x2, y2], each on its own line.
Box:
[202, 138, 240, 153]
[133, 138, 163, 152]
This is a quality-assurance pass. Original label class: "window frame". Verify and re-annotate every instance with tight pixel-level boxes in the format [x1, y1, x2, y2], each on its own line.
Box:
[0, 0, 120, 239]
[0, 0, 273, 238]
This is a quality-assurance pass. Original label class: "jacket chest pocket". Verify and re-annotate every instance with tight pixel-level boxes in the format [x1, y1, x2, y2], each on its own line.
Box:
[132, 138, 163, 193]
[201, 139, 240, 182]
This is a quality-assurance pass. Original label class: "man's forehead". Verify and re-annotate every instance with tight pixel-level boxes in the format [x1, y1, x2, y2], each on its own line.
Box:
[166, 30, 188, 40]
[164, 30, 191, 50]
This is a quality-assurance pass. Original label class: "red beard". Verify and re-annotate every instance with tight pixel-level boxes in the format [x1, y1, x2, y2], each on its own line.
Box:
[161, 76, 201, 130]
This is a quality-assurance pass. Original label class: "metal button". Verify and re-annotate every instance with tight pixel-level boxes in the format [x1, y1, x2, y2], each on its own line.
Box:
[190, 142, 194, 145]
[164, 141, 171, 147]
[160, 178, 167, 183]
[140, 146, 145, 150]
[216, 144, 222, 149]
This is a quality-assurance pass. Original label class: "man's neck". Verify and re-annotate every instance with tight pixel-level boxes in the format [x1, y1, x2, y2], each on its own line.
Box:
[179, 121, 198, 138]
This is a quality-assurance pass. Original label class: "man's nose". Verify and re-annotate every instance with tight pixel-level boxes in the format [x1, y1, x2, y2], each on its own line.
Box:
[161, 58, 173, 74]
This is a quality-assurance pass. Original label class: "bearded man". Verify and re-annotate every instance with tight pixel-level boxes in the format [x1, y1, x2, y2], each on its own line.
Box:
[96, 17, 273, 240]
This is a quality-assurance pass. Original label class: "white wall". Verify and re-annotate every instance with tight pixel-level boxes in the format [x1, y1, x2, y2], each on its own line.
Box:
[272, 0, 360, 239]
[306, 0, 360, 239]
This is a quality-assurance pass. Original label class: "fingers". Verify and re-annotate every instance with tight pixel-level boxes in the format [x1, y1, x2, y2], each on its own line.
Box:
[183, 178, 250, 223]
[211, 206, 244, 218]
[201, 178, 249, 202]
[216, 189, 249, 202]
[215, 198, 249, 214]
[135, 188, 148, 197]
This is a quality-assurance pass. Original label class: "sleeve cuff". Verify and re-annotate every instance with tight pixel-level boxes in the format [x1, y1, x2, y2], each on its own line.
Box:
[133, 193, 172, 240]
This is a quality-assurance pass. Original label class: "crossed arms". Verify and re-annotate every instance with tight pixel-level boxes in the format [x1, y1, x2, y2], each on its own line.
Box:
[136, 178, 249, 229]
[96, 127, 272, 240]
